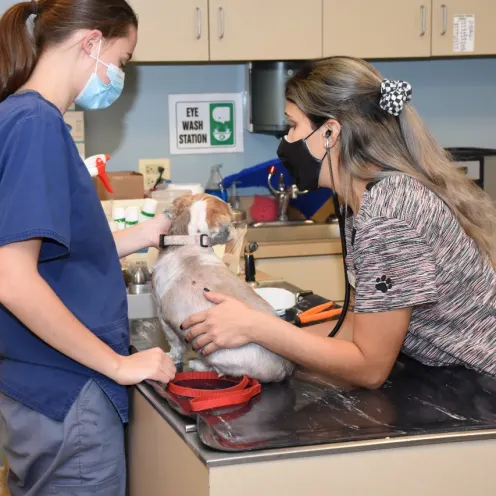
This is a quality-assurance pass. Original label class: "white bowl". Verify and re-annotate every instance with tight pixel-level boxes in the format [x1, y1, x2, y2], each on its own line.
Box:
[254, 287, 296, 314]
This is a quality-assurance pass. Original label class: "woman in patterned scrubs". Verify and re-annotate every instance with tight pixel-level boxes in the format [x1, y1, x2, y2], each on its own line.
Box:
[182, 57, 496, 387]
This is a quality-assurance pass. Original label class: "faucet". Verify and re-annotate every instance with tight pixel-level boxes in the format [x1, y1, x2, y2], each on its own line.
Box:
[267, 165, 308, 222]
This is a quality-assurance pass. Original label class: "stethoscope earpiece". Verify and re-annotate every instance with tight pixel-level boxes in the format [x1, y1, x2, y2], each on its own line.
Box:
[324, 129, 332, 150]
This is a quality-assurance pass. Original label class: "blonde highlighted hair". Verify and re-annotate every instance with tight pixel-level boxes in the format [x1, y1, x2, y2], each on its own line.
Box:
[286, 56, 496, 267]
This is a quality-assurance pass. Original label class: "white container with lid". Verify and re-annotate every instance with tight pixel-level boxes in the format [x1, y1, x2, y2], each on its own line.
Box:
[139, 198, 158, 223]
[112, 206, 126, 230]
[254, 287, 297, 315]
[125, 206, 139, 227]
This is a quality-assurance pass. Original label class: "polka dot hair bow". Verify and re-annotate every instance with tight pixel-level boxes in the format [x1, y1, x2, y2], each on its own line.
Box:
[379, 79, 412, 116]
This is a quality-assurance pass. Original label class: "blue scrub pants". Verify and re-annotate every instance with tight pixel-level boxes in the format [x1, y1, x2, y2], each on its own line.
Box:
[0, 380, 126, 495]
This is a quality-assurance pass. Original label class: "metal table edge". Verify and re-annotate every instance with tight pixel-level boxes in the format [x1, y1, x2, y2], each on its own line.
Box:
[134, 383, 496, 469]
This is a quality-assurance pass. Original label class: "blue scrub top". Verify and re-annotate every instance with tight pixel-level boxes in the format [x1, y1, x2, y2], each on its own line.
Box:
[0, 92, 130, 422]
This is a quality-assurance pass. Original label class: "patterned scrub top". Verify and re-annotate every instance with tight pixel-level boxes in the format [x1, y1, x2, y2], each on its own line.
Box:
[345, 174, 496, 378]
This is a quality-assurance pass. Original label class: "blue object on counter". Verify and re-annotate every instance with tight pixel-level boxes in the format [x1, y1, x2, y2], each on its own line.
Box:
[223, 159, 333, 219]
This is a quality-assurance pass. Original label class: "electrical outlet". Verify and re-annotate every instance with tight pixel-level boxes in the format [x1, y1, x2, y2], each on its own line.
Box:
[139, 159, 171, 191]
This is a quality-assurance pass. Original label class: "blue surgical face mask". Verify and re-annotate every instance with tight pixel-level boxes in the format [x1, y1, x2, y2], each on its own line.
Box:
[75, 39, 125, 110]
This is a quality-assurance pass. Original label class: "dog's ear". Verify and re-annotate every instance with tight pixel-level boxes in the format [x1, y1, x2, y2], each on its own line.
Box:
[163, 194, 194, 218]
[165, 194, 195, 235]
[171, 194, 195, 214]
[203, 195, 233, 226]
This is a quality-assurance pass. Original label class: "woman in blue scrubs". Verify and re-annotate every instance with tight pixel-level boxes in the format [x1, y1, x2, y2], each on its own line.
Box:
[183, 57, 496, 385]
[0, 1, 175, 494]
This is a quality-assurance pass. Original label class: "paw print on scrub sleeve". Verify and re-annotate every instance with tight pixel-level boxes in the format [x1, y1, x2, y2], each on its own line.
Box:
[376, 275, 393, 293]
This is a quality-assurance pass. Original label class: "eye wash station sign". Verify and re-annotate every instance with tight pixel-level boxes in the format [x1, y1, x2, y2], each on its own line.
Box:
[168, 93, 244, 155]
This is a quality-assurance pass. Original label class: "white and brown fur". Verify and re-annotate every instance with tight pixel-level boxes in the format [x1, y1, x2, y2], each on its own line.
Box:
[152, 193, 294, 382]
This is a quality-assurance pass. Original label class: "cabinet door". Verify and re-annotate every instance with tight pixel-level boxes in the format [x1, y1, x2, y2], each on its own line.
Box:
[432, 0, 496, 56]
[323, 0, 431, 59]
[209, 0, 322, 61]
[129, 0, 209, 62]
[256, 256, 346, 304]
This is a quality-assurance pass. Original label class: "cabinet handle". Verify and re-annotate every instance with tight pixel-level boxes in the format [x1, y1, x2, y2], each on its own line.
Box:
[196, 7, 201, 39]
[218, 6, 225, 39]
[420, 5, 426, 36]
[441, 4, 447, 35]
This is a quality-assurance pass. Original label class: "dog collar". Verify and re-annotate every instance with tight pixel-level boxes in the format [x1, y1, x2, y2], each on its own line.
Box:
[159, 234, 211, 249]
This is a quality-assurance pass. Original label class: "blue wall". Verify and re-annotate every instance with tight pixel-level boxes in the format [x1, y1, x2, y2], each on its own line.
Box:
[87, 57, 496, 187]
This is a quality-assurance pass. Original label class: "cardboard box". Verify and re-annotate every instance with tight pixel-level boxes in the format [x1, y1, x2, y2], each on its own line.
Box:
[94, 171, 145, 200]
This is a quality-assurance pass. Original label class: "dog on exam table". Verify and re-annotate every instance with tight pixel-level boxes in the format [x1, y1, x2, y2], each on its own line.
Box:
[152, 193, 294, 382]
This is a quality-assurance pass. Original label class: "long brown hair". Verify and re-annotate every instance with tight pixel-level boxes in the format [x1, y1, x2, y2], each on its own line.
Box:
[0, 0, 138, 102]
[286, 56, 496, 267]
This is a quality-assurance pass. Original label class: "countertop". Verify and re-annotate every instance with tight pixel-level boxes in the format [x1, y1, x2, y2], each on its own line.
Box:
[135, 353, 496, 468]
[131, 277, 496, 468]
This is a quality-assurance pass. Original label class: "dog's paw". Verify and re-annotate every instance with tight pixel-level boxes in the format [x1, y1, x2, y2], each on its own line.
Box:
[188, 359, 214, 373]
[166, 352, 184, 371]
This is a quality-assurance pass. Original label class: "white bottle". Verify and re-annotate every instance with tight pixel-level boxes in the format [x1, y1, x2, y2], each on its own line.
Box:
[139, 198, 158, 223]
[125, 207, 139, 228]
[112, 206, 126, 230]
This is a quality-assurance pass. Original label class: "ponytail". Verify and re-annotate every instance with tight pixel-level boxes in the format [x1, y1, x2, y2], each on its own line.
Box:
[0, 0, 138, 104]
[0, 1, 37, 102]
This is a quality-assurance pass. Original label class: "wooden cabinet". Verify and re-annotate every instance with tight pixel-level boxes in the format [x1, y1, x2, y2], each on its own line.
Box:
[431, 0, 496, 56]
[208, 0, 322, 61]
[129, 0, 209, 62]
[121, 0, 496, 63]
[323, 0, 431, 59]
[256, 255, 346, 304]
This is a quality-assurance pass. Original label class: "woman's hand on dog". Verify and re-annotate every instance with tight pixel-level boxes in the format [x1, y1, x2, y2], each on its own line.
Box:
[182, 289, 267, 356]
[112, 347, 176, 386]
[144, 213, 172, 248]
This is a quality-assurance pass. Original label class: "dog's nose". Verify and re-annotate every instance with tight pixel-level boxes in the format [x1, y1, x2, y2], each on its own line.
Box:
[211, 224, 231, 245]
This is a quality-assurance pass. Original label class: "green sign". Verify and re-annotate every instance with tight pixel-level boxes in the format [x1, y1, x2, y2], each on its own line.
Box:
[169, 93, 244, 155]
[209, 102, 234, 147]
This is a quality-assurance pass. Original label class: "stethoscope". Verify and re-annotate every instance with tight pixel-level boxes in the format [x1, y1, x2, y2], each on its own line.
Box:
[323, 129, 351, 338]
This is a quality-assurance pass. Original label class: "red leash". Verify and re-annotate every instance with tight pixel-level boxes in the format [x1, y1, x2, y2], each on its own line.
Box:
[166, 371, 261, 413]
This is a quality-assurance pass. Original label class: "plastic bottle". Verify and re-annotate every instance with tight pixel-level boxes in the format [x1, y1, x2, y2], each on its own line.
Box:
[84, 154, 113, 193]
[229, 181, 241, 210]
[139, 198, 158, 223]
[205, 164, 228, 202]
[125, 207, 139, 228]
[112, 206, 126, 230]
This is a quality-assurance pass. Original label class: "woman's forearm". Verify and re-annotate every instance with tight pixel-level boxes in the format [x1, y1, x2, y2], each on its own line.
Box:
[113, 222, 151, 258]
[304, 311, 354, 341]
[112, 215, 171, 259]
[252, 314, 380, 388]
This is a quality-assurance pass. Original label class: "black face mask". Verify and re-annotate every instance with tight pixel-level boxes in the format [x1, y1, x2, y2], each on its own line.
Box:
[276, 128, 327, 191]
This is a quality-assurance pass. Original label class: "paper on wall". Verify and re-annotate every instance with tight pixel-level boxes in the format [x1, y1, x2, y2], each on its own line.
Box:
[453, 15, 475, 53]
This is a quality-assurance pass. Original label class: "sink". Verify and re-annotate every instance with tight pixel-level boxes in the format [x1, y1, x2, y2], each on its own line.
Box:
[246, 222, 340, 243]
